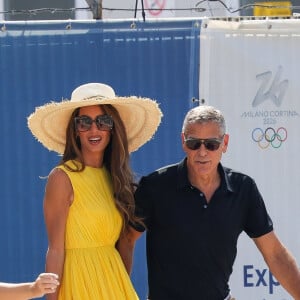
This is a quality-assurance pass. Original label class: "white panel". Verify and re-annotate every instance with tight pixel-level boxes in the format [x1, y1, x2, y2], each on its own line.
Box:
[199, 18, 300, 299]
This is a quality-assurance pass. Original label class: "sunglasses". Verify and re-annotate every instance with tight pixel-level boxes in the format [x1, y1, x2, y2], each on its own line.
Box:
[74, 115, 114, 132]
[184, 136, 224, 151]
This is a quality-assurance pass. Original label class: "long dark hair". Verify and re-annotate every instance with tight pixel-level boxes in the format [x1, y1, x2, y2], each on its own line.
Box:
[60, 104, 143, 230]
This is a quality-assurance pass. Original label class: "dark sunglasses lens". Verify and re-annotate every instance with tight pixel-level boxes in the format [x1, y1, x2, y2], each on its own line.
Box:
[95, 115, 113, 131]
[75, 116, 92, 132]
[185, 139, 201, 150]
[204, 141, 221, 151]
[185, 139, 221, 151]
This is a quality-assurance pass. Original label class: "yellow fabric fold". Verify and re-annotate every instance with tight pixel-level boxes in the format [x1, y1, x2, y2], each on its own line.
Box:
[56, 161, 138, 300]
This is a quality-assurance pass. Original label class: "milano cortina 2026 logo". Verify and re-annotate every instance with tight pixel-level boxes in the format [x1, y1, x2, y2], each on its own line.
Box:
[241, 65, 299, 149]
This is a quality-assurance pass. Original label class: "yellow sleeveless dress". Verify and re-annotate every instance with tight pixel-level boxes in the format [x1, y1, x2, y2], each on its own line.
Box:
[56, 161, 139, 300]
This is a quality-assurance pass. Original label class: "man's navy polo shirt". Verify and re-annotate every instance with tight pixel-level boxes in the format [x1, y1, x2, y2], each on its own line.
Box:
[133, 158, 273, 300]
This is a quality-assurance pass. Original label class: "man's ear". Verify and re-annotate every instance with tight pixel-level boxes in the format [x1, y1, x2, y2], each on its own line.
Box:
[222, 134, 229, 153]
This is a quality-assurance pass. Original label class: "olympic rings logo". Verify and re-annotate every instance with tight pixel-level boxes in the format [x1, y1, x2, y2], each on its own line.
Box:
[252, 127, 288, 149]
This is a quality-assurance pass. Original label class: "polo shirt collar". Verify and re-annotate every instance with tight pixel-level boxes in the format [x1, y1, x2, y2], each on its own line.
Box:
[176, 157, 234, 193]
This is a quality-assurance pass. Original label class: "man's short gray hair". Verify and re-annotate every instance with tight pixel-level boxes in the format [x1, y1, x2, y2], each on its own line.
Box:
[182, 105, 226, 135]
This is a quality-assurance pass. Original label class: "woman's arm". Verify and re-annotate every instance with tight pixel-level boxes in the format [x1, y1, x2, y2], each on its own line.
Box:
[116, 227, 143, 275]
[43, 168, 73, 300]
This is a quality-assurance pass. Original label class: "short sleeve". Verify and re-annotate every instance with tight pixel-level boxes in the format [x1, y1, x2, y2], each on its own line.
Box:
[244, 179, 273, 238]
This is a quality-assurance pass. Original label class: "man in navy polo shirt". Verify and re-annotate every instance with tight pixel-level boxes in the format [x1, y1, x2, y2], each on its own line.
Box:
[118, 105, 300, 300]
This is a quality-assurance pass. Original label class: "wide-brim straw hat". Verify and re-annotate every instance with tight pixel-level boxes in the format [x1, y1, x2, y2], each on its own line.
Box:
[28, 82, 163, 154]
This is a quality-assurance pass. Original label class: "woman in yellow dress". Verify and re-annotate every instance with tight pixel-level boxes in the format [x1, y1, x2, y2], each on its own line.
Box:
[27, 83, 162, 300]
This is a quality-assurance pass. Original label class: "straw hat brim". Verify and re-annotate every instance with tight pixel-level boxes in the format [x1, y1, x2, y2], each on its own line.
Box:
[28, 96, 162, 154]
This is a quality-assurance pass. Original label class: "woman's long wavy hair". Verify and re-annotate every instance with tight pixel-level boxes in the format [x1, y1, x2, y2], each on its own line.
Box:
[59, 104, 143, 231]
